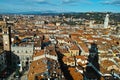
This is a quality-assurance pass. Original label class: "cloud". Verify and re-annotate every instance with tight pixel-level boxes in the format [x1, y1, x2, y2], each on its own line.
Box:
[62, 0, 77, 4]
[25, 0, 57, 6]
[61, 0, 92, 5]
[101, 0, 120, 5]
[33, 0, 49, 3]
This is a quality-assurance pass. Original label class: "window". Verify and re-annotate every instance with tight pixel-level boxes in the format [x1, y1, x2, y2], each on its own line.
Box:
[1, 58, 4, 60]
[29, 56, 32, 59]
[17, 50, 19, 53]
[26, 57, 29, 60]
[4, 32, 7, 34]
[22, 56, 25, 60]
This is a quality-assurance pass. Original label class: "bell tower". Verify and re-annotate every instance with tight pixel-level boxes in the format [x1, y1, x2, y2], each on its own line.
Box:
[0, 17, 14, 67]
[104, 14, 109, 28]
[2, 18, 12, 51]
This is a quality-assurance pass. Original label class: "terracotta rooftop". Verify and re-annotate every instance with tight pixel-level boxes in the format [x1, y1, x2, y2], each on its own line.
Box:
[101, 60, 115, 68]
[79, 43, 89, 53]
[99, 53, 113, 58]
[45, 46, 57, 56]
[33, 50, 44, 57]
[28, 58, 63, 80]
[113, 58, 120, 63]
[62, 56, 74, 63]
[59, 48, 69, 54]
[28, 59, 47, 80]
[68, 67, 83, 80]
[69, 45, 79, 50]
[100, 59, 120, 74]
[100, 65, 110, 74]
[76, 55, 87, 61]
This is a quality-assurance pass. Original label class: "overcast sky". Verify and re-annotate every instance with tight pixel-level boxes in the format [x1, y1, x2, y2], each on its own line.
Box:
[0, 0, 120, 13]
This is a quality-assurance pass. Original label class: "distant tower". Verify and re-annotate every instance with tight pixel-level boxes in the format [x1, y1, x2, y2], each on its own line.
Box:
[2, 18, 11, 51]
[89, 20, 94, 28]
[104, 14, 109, 28]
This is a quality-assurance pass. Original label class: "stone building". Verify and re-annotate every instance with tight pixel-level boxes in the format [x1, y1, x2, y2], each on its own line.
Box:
[11, 42, 34, 71]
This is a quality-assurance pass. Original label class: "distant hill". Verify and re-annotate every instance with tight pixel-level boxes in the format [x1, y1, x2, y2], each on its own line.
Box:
[58, 12, 120, 22]
[0, 10, 60, 15]
[0, 11, 120, 22]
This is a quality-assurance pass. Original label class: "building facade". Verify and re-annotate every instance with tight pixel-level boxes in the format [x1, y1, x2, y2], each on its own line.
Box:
[11, 43, 34, 71]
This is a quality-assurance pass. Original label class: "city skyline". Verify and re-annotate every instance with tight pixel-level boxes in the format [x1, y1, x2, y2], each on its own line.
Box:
[0, 7, 120, 80]
[0, 0, 120, 13]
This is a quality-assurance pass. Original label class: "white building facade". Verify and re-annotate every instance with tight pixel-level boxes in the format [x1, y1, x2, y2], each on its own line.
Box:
[11, 44, 34, 71]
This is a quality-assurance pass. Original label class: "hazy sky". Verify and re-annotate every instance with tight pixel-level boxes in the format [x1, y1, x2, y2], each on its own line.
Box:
[0, 0, 120, 13]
